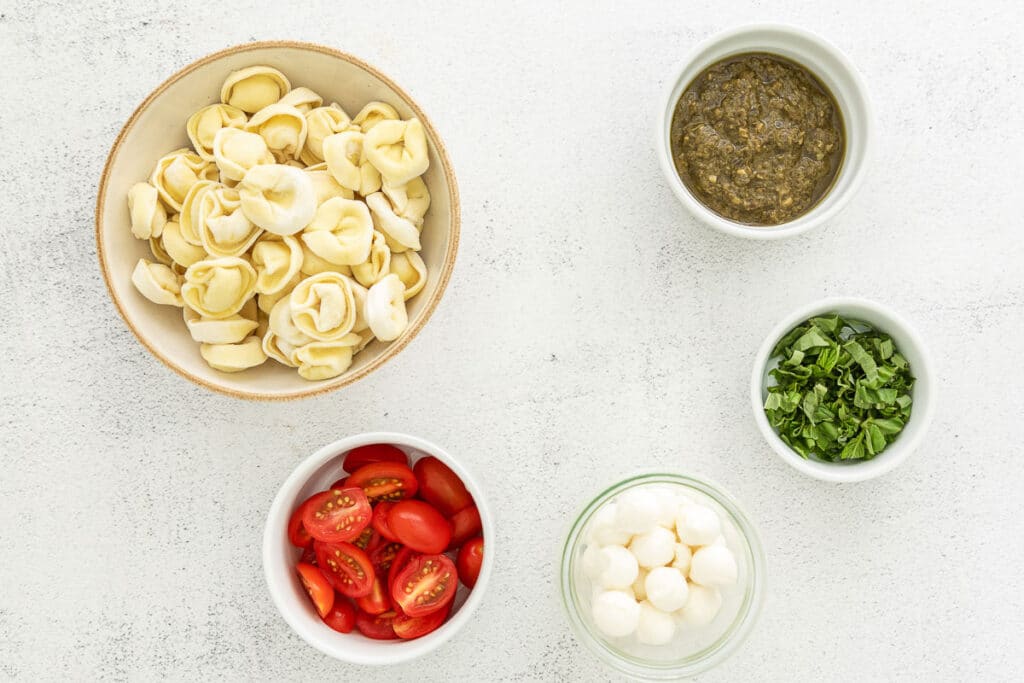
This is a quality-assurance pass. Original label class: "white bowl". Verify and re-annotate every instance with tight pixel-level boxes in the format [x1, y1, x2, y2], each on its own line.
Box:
[656, 24, 873, 239]
[262, 432, 492, 664]
[751, 298, 935, 482]
[96, 42, 459, 400]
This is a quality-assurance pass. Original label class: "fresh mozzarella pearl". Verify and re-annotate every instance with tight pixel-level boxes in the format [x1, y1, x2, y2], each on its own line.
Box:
[671, 543, 692, 574]
[689, 545, 738, 587]
[629, 526, 676, 568]
[675, 504, 721, 546]
[676, 583, 722, 626]
[581, 543, 607, 580]
[652, 488, 681, 529]
[644, 566, 689, 612]
[636, 601, 677, 645]
[632, 568, 649, 601]
[598, 545, 639, 589]
[615, 489, 661, 534]
[591, 590, 641, 638]
[587, 504, 632, 546]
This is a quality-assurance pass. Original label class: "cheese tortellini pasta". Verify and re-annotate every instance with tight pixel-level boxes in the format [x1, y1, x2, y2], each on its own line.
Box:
[126, 65, 433, 380]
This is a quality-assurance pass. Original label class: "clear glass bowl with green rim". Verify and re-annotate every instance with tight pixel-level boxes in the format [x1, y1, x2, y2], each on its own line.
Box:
[558, 472, 766, 679]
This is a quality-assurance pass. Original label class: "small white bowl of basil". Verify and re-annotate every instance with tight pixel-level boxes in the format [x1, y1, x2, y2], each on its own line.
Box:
[751, 297, 935, 482]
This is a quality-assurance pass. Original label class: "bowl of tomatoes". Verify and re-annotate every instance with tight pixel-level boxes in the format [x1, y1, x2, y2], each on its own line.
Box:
[263, 432, 492, 664]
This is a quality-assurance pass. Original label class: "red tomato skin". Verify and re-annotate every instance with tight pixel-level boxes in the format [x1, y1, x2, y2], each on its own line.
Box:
[388, 546, 417, 597]
[313, 541, 375, 598]
[287, 494, 318, 547]
[390, 554, 458, 618]
[322, 599, 356, 633]
[347, 462, 419, 503]
[457, 537, 484, 589]
[393, 604, 450, 639]
[356, 576, 391, 615]
[297, 562, 335, 618]
[371, 501, 400, 542]
[299, 543, 317, 566]
[329, 477, 348, 490]
[355, 609, 398, 640]
[388, 500, 452, 554]
[343, 444, 409, 473]
[447, 505, 482, 550]
[302, 488, 372, 544]
[413, 456, 474, 516]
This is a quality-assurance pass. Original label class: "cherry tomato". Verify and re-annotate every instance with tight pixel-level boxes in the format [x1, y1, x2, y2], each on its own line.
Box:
[299, 543, 317, 566]
[356, 576, 390, 615]
[351, 526, 379, 551]
[413, 456, 473, 516]
[329, 477, 348, 490]
[448, 505, 482, 550]
[314, 541, 375, 598]
[388, 546, 416, 595]
[457, 537, 484, 588]
[355, 609, 398, 640]
[287, 494, 318, 547]
[296, 562, 334, 618]
[371, 501, 399, 541]
[347, 462, 418, 503]
[302, 487, 371, 543]
[322, 598, 356, 633]
[393, 604, 450, 639]
[343, 444, 409, 473]
[390, 553, 458, 617]
[388, 500, 452, 554]
[369, 541, 403, 575]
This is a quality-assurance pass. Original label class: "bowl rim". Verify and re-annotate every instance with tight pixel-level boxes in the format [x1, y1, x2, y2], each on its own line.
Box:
[655, 22, 874, 240]
[749, 296, 936, 482]
[95, 40, 461, 401]
[262, 431, 494, 664]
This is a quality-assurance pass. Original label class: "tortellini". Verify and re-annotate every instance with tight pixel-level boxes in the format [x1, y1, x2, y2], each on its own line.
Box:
[363, 118, 429, 186]
[181, 257, 257, 319]
[220, 65, 290, 113]
[238, 164, 317, 235]
[126, 65, 434, 379]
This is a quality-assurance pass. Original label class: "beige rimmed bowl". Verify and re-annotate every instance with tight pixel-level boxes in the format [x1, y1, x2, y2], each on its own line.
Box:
[96, 41, 459, 400]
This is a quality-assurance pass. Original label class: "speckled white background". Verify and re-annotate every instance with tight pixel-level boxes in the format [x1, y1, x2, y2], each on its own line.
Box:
[2, 0, 1022, 680]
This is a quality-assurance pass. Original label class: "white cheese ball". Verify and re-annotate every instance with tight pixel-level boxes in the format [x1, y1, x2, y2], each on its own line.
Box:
[591, 590, 641, 638]
[636, 601, 676, 645]
[676, 583, 722, 627]
[689, 545, 738, 587]
[644, 566, 689, 612]
[652, 488, 682, 529]
[581, 543, 607, 580]
[629, 526, 676, 568]
[632, 568, 649, 601]
[597, 545, 639, 589]
[675, 504, 721, 546]
[670, 543, 692, 574]
[587, 503, 632, 546]
[615, 489, 661, 534]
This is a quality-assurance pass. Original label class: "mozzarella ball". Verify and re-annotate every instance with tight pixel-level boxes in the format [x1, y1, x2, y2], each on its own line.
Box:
[644, 566, 689, 612]
[597, 545, 639, 589]
[671, 543, 692, 574]
[636, 601, 676, 645]
[587, 503, 632, 546]
[581, 543, 607, 580]
[653, 488, 683, 529]
[689, 545, 738, 587]
[675, 504, 721, 546]
[632, 568, 649, 601]
[629, 526, 676, 568]
[591, 590, 641, 638]
[676, 583, 722, 627]
[615, 489, 661, 534]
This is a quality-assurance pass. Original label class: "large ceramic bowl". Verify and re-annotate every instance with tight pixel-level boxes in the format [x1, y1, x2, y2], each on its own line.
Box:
[96, 41, 459, 400]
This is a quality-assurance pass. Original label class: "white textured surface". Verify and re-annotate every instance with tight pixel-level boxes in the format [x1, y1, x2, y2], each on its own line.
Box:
[1, 0, 1022, 680]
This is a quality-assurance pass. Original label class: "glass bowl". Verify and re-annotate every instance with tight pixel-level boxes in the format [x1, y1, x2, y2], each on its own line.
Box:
[559, 473, 765, 679]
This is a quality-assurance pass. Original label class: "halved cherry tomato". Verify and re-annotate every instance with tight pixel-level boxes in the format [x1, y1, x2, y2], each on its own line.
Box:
[393, 604, 450, 639]
[388, 546, 416, 595]
[299, 543, 317, 566]
[347, 462, 418, 503]
[344, 444, 409, 473]
[390, 553, 458, 617]
[369, 541, 403, 575]
[351, 526, 379, 551]
[287, 494, 319, 547]
[448, 505, 482, 550]
[322, 598, 356, 633]
[457, 537, 484, 588]
[371, 501, 399, 541]
[329, 477, 348, 490]
[388, 500, 452, 553]
[413, 456, 473, 516]
[314, 541, 375, 598]
[356, 576, 390, 615]
[302, 487, 371, 543]
[355, 609, 398, 640]
[297, 562, 334, 618]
